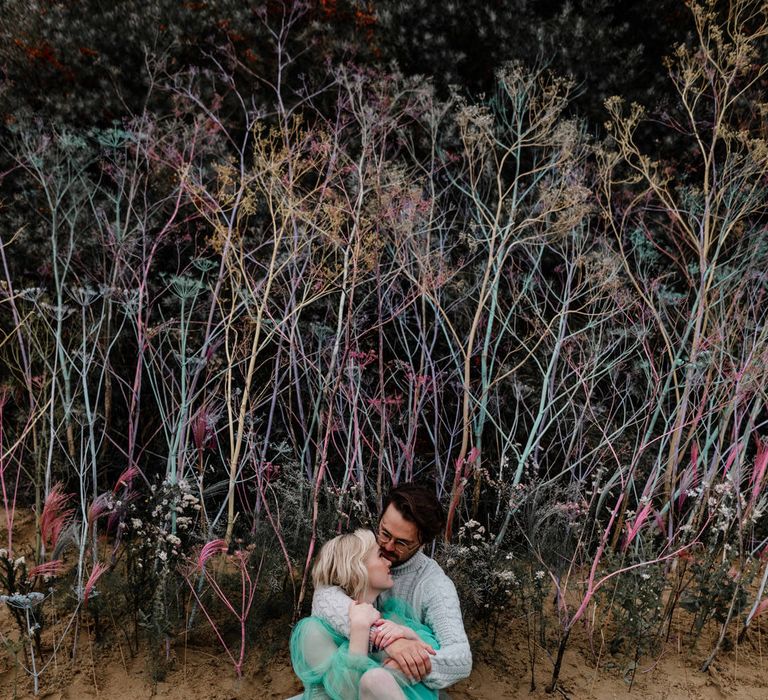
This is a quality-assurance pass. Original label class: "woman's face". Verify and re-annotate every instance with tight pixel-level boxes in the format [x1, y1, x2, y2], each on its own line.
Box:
[364, 547, 394, 592]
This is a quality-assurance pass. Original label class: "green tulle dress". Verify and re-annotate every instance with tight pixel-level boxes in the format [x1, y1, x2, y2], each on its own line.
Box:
[290, 597, 439, 700]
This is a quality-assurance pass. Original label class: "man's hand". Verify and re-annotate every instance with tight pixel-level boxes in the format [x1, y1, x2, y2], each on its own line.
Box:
[382, 638, 435, 681]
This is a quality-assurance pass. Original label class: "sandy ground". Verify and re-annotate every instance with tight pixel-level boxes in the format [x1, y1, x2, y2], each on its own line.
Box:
[1, 607, 767, 699]
[1, 508, 766, 698]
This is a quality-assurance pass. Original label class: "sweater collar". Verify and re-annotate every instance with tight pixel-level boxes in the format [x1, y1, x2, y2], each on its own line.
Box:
[392, 550, 428, 577]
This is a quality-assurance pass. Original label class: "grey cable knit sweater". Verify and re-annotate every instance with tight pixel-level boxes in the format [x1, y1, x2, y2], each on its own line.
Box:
[310, 551, 472, 691]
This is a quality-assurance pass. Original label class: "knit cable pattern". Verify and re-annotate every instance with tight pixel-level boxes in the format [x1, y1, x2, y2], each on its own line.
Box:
[311, 552, 472, 690]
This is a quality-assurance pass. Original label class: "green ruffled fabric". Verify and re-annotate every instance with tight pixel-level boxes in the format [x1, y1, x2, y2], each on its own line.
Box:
[291, 597, 440, 700]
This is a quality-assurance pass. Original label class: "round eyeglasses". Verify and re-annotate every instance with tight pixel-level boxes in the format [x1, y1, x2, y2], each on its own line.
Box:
[377, 525, 420, 554]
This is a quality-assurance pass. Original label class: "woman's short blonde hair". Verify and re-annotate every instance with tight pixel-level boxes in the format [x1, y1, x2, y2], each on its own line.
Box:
[312, 529, 377, 601]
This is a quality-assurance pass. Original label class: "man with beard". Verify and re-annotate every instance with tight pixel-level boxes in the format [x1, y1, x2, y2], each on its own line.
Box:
[308, 483, 472, 697]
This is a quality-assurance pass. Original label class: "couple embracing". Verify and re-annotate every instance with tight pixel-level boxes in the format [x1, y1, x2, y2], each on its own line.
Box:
[290, 484, 472, 699]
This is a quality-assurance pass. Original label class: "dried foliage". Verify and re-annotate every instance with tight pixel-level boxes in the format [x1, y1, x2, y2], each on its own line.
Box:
[0, 0, 767, 694]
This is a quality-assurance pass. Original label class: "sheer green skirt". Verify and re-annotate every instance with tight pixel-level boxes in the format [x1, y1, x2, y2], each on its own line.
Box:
[290, 597, 439, 700]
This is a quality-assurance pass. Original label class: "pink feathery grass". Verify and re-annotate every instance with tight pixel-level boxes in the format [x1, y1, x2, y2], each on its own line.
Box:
[191, 404, 219, 451]
[198, 539, 228, 570]
[677, 442, 700, 511]
[28, 559, 65, 579]
[113, 465, 140, 493]
[623, 501, 654, 551]
[723, 443, 740, 475]
[752, 598, 768, 619]
[83, 562, 108, 604]
[87, 492, 113, 524]
[749, 439, 768, 508]
[40, 484, 75, 550]
[445, 447, 481, 542]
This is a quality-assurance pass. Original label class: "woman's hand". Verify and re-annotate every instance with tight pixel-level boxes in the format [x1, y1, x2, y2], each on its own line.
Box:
[348, 601, 381, 631]
[370, 619, 416, 649]
[348, 602, 381, 656]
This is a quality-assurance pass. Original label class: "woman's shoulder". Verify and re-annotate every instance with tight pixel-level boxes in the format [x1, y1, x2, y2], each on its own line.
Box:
[313, 584, 353, 604]
[310, 585, 353, 636]
[311, 585, 353, 614]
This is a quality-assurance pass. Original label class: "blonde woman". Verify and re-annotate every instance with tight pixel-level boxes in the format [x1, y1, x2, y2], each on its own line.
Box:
[290, 530, 439, 700]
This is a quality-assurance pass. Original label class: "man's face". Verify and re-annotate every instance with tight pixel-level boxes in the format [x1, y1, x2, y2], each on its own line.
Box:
[377, 504, 421, 566]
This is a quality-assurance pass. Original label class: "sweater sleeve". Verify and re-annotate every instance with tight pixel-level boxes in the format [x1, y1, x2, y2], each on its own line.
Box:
[419, 574, 472, 690]
[311, 585, 354, 638]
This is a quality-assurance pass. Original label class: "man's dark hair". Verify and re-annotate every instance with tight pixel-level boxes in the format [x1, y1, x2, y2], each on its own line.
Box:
[381, 483, 446, 544]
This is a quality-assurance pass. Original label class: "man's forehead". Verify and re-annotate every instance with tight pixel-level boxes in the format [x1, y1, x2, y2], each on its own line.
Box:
[380, 505, 419, 539]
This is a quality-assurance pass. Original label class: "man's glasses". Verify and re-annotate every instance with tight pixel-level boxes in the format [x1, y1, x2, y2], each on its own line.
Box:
[377, 525, 420, 554]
